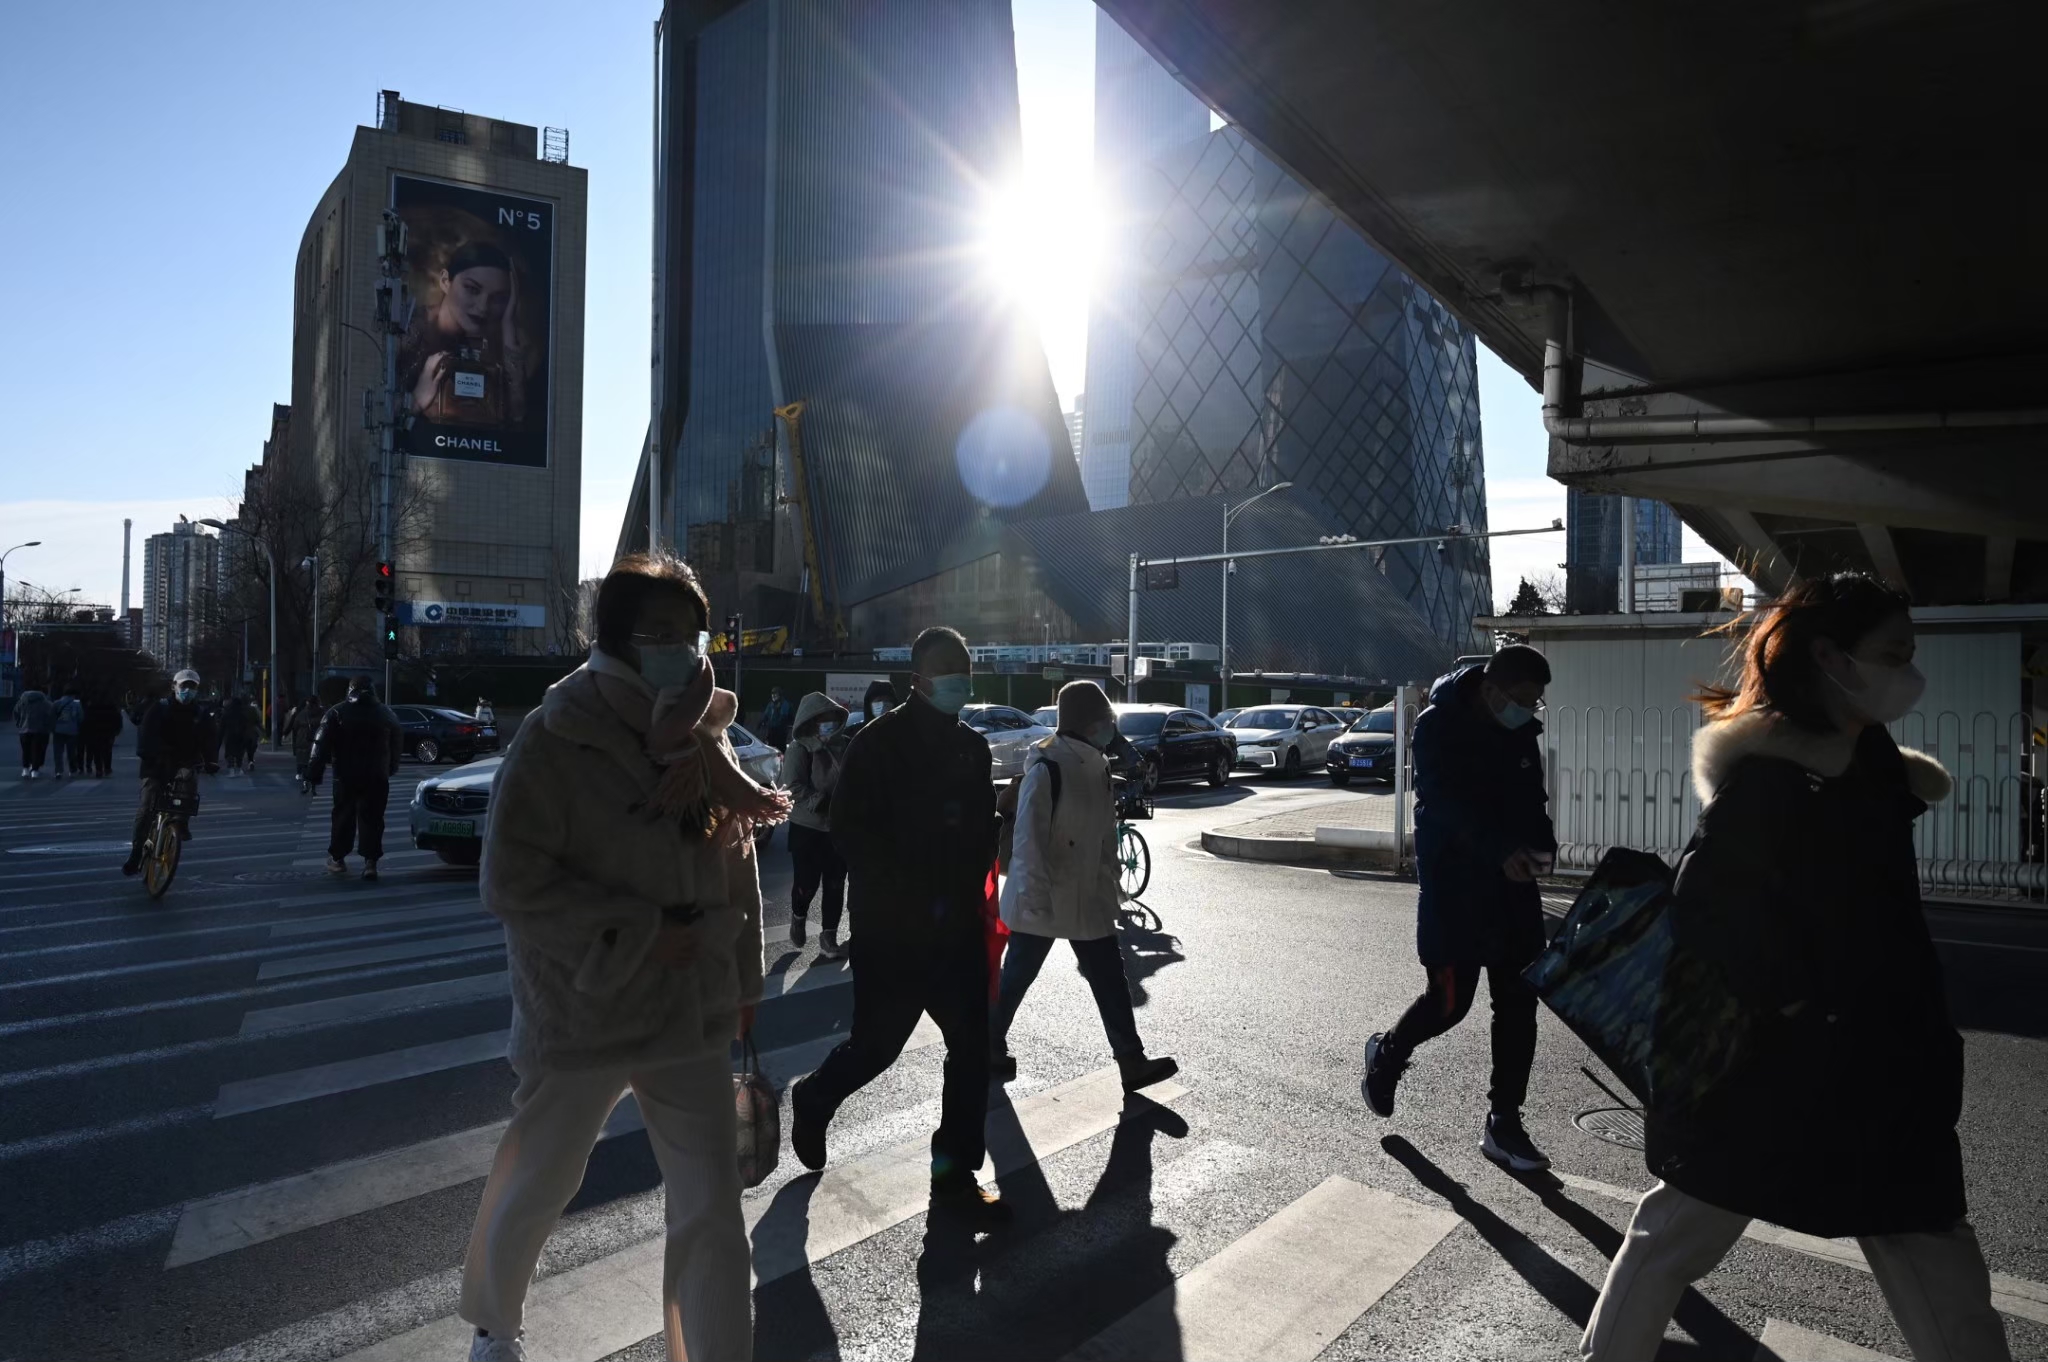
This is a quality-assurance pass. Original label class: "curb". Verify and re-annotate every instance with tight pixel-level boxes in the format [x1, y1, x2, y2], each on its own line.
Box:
[1200, 829, 1394, 870]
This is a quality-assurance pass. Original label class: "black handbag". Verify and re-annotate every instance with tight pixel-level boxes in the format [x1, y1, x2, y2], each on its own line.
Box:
[1523, 845, 1756, 1113]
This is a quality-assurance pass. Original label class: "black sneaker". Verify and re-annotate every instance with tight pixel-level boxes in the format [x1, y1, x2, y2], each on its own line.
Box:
[1361, 1032, 1408, 1118]
[120, 854, 141, 877]
[930, 1171, 1012, 1224]
[362, 861, 379, 882]
[1481, 1110, 1551, 1172]
[789, 1076, 828, 1171]
[990, 1051, 1018, 1082]
[1117, 1054, 1179, 1093]
[789, 916, 807, 949]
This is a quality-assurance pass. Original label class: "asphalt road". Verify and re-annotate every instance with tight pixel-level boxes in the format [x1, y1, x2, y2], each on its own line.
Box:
[2, 754, 2044, 1361]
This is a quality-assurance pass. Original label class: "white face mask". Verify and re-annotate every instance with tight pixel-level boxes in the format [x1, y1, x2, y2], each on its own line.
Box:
[635, 631, 709, 691]
[870, 700, 888, 718]
[1832, 655, 1926, 724]
[817, 721, 838, 739]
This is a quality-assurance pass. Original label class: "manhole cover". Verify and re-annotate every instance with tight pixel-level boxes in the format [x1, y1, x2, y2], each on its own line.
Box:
[234, 869, 336, 883]
[1574, 1106, 1646, 1150]
[8, 840, 135, 855]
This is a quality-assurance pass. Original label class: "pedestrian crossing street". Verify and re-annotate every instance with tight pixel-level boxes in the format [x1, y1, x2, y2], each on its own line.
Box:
[5, 759, 2046, 1361]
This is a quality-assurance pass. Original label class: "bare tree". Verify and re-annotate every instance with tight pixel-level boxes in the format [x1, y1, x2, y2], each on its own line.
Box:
[1531, 570, 1568, 615]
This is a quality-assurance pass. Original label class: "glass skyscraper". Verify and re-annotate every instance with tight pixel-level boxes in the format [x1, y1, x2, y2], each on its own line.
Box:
[1565, 490, 1684, 613]
[1083, 13, 1493, 652]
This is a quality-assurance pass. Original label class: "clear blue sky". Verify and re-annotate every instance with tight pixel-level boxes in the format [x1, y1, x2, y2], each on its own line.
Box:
[0, 0, 1706, 612]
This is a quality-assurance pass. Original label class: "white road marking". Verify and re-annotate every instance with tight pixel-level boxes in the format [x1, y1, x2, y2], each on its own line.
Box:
[1755, 1317, 1901, 1361]
[267, 901, 485, 938]
[254, 928, 504, 980]
[327, 1064, 1183, 1362]
[1067, 1175, 1459, 1362]
[166, 1019, 944, 1268]
[1555, 1173, 2048, 1326]
[238, 970, 509, 1037]
[213, 1031, 511, 1117]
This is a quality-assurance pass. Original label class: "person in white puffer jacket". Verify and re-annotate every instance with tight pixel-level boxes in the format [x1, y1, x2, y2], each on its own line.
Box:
[991, 680, 1178, 1093]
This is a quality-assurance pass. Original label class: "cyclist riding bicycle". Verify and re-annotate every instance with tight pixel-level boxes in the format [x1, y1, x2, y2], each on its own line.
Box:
[122, 669, 216, 876]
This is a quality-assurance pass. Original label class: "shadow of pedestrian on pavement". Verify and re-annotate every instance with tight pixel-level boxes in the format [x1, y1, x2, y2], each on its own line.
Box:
[1115, 901, 1185, 1008]
[750, 1173, 840, 1362]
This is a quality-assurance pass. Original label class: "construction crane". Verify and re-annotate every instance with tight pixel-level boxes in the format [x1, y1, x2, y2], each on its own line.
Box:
[774, 401, 848, 648]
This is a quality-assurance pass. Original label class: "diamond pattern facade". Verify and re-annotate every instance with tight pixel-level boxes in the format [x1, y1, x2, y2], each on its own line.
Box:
[1112, 124, 1494, 652]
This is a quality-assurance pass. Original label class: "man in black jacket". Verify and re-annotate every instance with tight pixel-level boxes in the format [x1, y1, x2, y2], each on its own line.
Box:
[123, 669, 215, 875]
[307, 675, 403, 881]
[790, 627, 1007, 1219]
[1361, 645, 1559, 1173]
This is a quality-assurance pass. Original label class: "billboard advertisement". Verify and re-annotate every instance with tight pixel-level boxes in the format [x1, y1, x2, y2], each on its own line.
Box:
[392, 175, 554, 468]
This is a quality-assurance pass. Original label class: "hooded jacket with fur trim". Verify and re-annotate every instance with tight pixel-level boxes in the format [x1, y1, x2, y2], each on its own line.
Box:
[1649, 709, 1966, 1237]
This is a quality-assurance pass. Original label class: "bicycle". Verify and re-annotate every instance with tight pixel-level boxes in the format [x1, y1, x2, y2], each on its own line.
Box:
[1113, 774, 1152, 901]
[140, 768, 200, 900]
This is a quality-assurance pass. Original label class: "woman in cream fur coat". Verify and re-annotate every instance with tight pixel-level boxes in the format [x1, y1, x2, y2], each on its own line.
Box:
[460, 554, 788, 1362]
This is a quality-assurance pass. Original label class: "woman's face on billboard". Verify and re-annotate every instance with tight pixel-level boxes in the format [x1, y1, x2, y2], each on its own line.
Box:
[435, 264, 512, 338]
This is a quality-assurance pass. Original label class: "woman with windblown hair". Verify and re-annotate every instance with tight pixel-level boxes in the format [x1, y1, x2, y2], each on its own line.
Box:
[459, 553, 790, 1362]
[1581, 572, 2008, 1362]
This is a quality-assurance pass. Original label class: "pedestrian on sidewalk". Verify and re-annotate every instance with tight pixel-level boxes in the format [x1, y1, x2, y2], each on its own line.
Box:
[847, 677, 897, 733]
[790, 627, 1010, 1221]
[84, 689, 122, 776]
[14, 682, 53, 779]
[306, 676, 402, 881]
[51, 685, 84, 776]
[779, 691, 851, 957]
[760, 686, 795, 749]
[123, 670, 213, 875]
[1360, 644, 1558, 1173]
[460, 552, 788, 1362]
[991, 680, 1177, 1092]
[1582, 573, 2009, 1361]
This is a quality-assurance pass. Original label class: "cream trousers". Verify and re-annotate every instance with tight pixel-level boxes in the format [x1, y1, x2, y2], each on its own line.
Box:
[1583, 1180, 2009, 1361]
[460, 1049, 751, 1361]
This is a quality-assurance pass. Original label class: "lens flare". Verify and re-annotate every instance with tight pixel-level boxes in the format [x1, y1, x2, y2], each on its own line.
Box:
[955, 405, 1051, 508]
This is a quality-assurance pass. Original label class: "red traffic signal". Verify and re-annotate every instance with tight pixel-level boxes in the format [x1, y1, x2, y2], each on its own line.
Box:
[373, 562, 394, 614]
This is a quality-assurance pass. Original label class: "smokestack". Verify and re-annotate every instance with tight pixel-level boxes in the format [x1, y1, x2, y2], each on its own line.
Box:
[121, 519, 132, 620]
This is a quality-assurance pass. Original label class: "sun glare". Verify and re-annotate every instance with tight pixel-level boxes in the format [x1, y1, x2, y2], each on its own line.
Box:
[976, 174, 1102, 322]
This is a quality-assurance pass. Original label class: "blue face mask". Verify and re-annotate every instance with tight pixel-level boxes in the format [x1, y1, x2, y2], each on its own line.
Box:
[175, 686, 198, 705]
[635, 631, 709, 691]
[1494, 700, 1537, 730]
[1087, 721, 1118, 750]
[817, 721, 838, 739]
[925, 674, 973, 716]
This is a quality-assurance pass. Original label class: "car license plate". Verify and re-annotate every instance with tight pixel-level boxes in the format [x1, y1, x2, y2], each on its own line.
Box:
[1351, 756, 1375, 768]
[427, 818, 477, 838]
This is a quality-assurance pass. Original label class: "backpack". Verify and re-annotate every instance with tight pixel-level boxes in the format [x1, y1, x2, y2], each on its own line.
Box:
[995, 752, 1062, 874]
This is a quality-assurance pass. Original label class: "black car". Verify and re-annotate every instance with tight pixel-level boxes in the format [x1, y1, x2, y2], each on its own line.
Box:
[1326, 704, 1399, 785]
[1113, 704, 1236, 792]
[390, 706, 500, 765]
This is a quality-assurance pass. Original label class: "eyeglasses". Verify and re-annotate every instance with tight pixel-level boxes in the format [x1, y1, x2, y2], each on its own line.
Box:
[628, 629, 710, 650]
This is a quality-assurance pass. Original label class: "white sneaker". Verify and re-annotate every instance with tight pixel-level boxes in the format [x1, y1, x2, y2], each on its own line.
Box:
[469, 1332, 526, 1361]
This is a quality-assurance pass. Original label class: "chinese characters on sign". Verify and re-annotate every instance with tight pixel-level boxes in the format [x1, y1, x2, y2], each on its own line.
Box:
[403, 602, 547, 629]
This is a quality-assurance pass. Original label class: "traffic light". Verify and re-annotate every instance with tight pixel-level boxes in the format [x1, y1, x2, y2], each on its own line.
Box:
[725, 613, 742, 648]
[373, 562, 393, 614]
[382, 617, 399, 660]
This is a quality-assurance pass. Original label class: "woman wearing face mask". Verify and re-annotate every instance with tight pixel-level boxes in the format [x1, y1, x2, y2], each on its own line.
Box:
[990, 681, 1179, 1092]
[779, 692, 851, 958]
[1583, 573, 2009, 1361]
[459, 553, 790, 1362]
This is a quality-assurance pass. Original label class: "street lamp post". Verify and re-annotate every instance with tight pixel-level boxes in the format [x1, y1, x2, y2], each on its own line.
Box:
[301, 554, 320, 698]
[1220, 483, 1293, 715]
[201, 520, 278, 748]
[0, 541, 42, 700]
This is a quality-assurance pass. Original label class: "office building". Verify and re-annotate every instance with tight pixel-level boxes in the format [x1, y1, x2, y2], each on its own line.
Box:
[1565, 490, 1683, 613]
[630, 0, 1087, 648]
[290, 94, 587, 661]
[1064, 396, 1086, 468]
[1083, 14, 1493, 653]
[141, 520, 218, 672]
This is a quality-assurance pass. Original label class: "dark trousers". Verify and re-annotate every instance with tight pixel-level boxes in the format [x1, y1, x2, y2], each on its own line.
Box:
[1386, 954, 1539, 1114]
[799, 923, 989, 1177]
[19, 733, 48, 771]
[991, 931, 1144, 1060]
[788, 823, 846, 931]
[329, 777, 390, 861]
[87, 735, 114, 775]
[52, 734, 82, 773]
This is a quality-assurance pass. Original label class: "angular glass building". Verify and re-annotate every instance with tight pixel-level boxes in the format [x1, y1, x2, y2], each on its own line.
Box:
[1085, 13, 1493, 653]
[632, 0, 1086, 646]
[1565, 490, 1684, 613]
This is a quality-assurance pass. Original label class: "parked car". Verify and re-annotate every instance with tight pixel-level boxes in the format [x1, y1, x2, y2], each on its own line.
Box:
[1214, 707, 1242, 728]
[727, 722, 783, 789]
[961, 704, 1056, 780]
[1226, 705, 1347, 778]
[1327, 706, 1369, 730]
[410, 755, 501, 866]
[391, 705, 500, 765]
[1031, 705, 1060, 729]
[1114, 704, 1235, 792]
[1326, 703, 1400, 785]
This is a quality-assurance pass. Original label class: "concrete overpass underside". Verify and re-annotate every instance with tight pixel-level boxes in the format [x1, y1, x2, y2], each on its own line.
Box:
[1097, 0, 2048, 603]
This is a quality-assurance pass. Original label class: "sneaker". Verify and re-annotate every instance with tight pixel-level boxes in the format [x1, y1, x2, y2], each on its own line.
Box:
[469, 1331, 526, 1362]
[990, 1051, 1018, 1082]
[817, 927, 846, 960]
[930, 1170, 1013, 1224]
[1481, 1110, 1551, 1172]
[1117, 1054, 1179, 1093]
[789, 1076, 828, 1171]
[121, 854, 141, 877]
[788, 916, 808, 949]
[1361, 1032, 1408, 1119]
[362, 862, 379, 882]
[325, 857, 346, 875]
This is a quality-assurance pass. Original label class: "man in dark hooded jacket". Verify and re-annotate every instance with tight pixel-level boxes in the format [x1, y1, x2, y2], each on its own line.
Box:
[1361, 645, 1558, 1172]
[307, 676, 403, 881]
